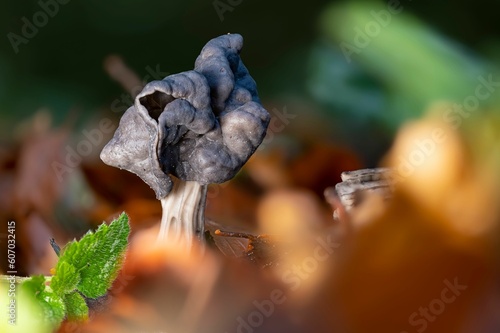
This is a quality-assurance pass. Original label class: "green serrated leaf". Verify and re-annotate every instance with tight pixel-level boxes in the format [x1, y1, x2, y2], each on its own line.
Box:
[78, 213, 130, 297]
[64, 292, 89, 321]
[15, 213, 130, 330]
[51, 261, 80, 295]
[60, 224, 109, 272]
[57, 213, 130, 298]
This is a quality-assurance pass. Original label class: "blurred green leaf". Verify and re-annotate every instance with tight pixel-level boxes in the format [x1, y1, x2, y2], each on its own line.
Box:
[319, 1, 496, 129]
[21, 274, 46, 294]
[20, 276, 66, 328]
[307, 40, 386, 119]
[0, 277, 52, 333]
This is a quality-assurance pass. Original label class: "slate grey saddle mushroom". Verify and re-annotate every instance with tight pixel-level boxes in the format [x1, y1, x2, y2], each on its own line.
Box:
[101, 34, 270, 248]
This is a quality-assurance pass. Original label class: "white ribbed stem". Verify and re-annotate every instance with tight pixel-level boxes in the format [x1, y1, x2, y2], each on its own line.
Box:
[158, 177, 207, 249]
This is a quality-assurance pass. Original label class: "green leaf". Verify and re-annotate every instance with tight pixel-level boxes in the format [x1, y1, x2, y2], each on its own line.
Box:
[38, 288, 66, 327]
[50, 261, 80, 295]
[64, 292, 89, 321]
[58, 213, 130, 298]
[20, 277, 66, 328]
[15, 213, 130, 329]
[21, 274, 46, 294]
[2, 278, 52, 333]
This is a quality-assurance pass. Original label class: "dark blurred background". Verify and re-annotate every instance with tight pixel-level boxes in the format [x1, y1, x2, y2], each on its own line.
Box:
[2, 0, 500, 161]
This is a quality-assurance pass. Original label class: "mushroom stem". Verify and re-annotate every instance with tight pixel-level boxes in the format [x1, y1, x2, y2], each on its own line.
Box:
[158, 177, 207, 248]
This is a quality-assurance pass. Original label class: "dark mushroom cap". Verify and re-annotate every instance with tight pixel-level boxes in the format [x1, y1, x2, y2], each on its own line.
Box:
[100, 34, 270, 199]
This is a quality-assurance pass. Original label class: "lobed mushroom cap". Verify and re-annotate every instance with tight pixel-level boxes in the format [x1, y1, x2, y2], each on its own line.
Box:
[100, 34, 270, 199]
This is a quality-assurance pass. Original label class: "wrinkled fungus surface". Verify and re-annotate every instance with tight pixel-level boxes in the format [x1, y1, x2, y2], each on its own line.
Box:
[101, 34, 270, 199]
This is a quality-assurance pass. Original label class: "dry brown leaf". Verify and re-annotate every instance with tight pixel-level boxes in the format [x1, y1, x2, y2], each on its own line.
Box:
[205, 220, 249, 258]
